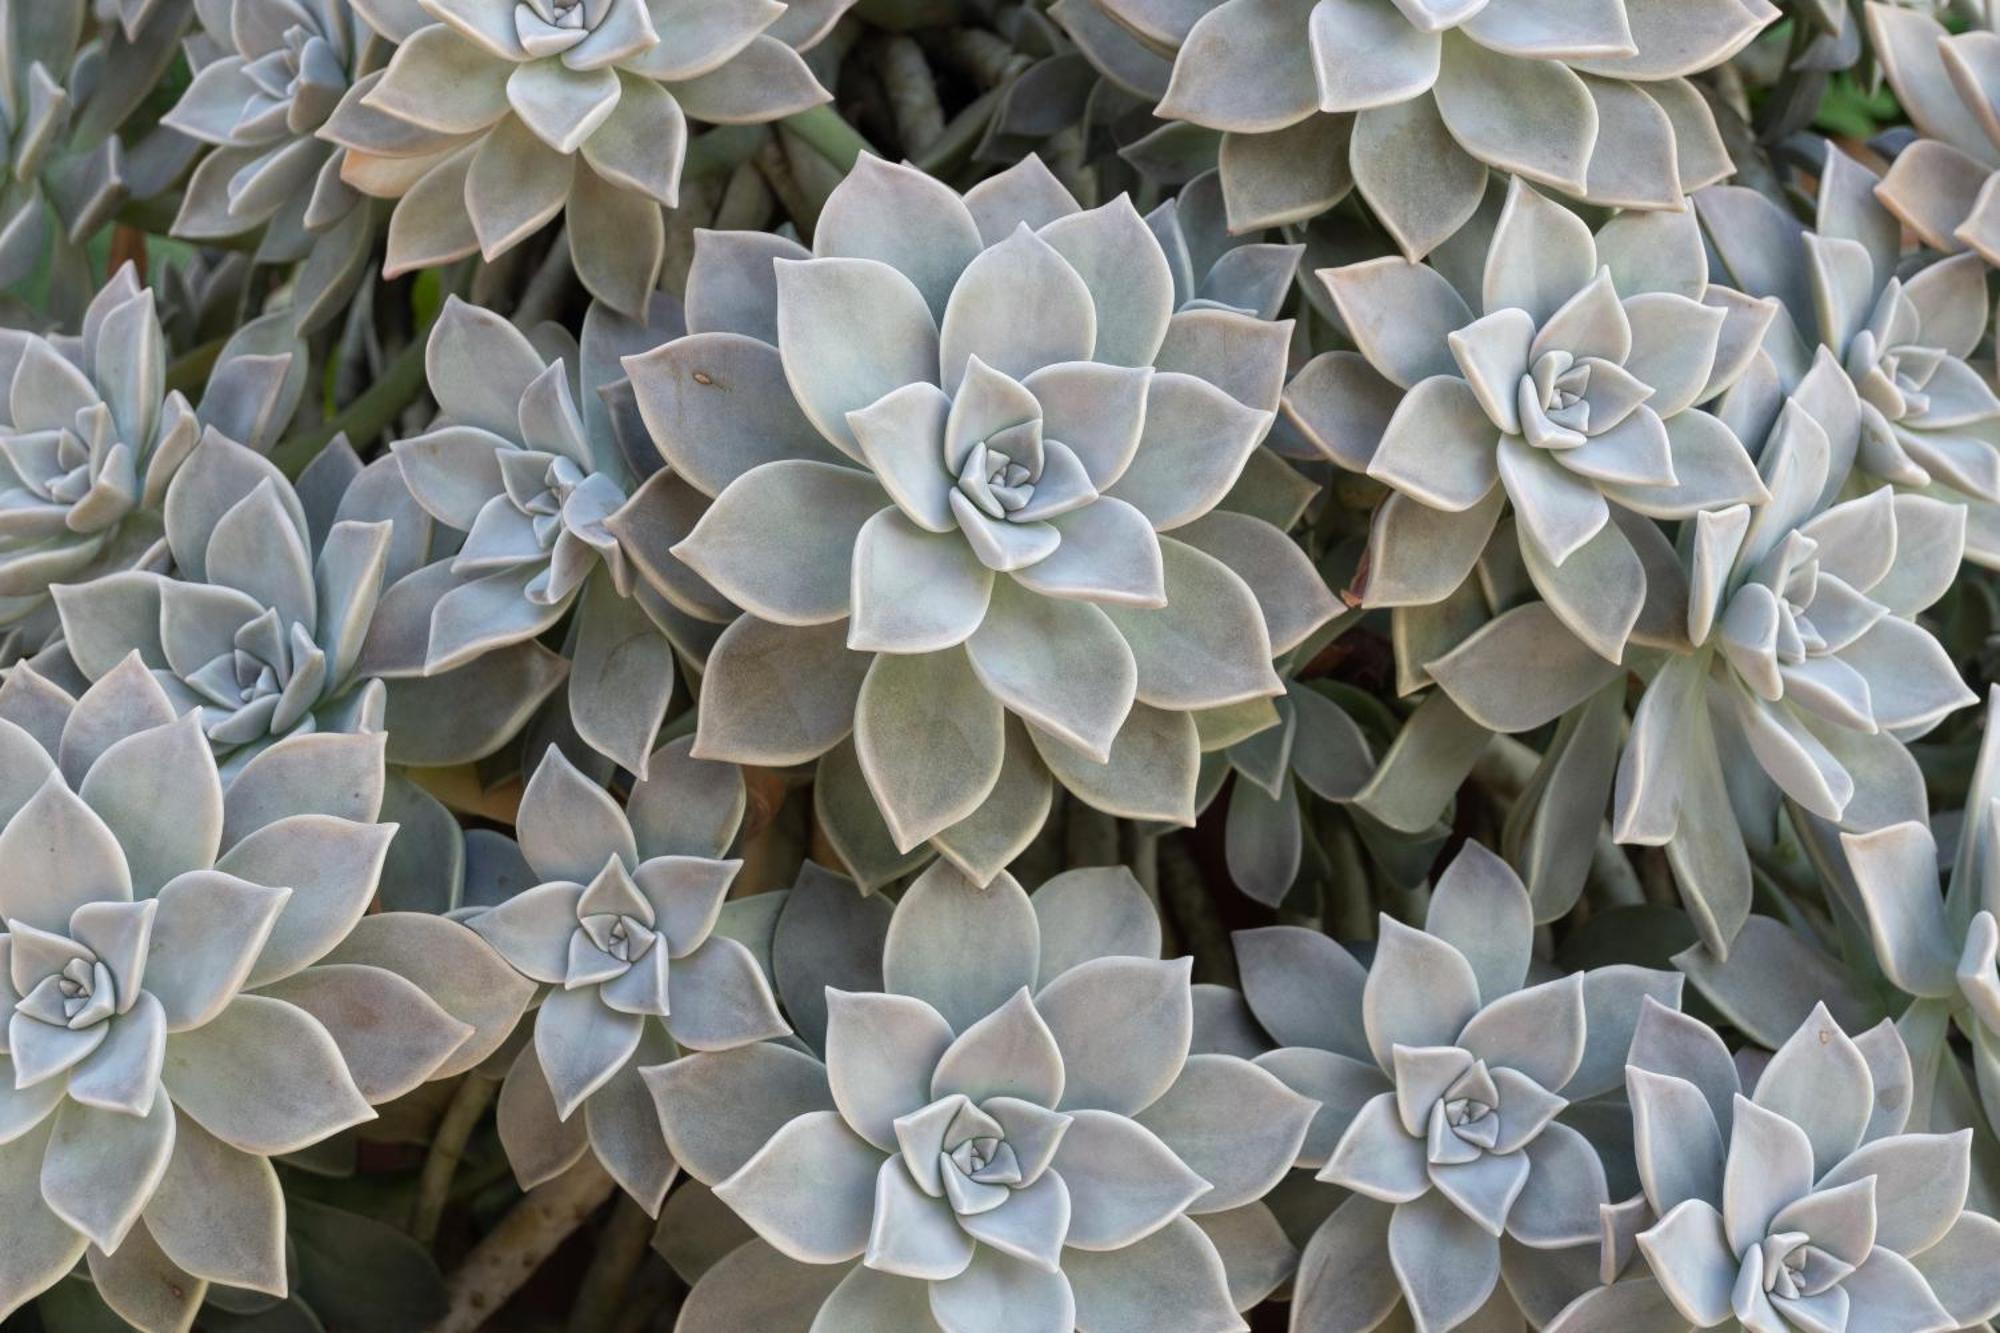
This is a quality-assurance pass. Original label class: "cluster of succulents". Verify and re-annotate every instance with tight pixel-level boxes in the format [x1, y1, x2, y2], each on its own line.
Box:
[4, 2, 2000, 1331]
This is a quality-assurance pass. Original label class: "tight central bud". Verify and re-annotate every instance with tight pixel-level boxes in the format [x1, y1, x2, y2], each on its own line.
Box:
[956, 421, 1043, 522]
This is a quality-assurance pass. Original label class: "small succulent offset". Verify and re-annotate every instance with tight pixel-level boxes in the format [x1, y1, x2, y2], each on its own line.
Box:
[1868, 0, 2000, 268]
[1700, 148, 2000, 569]
[1237, 843, 1680, 1331]
[335, 0, 850, 314]
[1554, 1002, 2000, 1332]
[466, 742, 785, 1212]
[649, 860, 1317, 1331]
[1101, 0, 1770, 240]
[50, 434, 389, 767]
[0, 656, 480, 1328]
[633, 154, 1332, 869]
[0, 267, 198, 649]
[1613, 384, 1974, 958]
[1288, 178, 1771, 668]
[375, 295, 707, 775]
[164, 0, 383, 333]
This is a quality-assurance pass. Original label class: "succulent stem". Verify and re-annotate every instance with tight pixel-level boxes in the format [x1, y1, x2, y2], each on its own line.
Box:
[565, 1195, 658, 1333]
[410, 1072, 500, 1246]
[779, 104, 876, 174]
[435, 1157, 616, 1333]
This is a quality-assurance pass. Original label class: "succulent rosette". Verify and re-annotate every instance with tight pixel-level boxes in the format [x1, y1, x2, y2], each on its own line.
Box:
[0, 0, 190, 317]
[164, 0, 385, 333]
[1551, 1001, 2000, 1332]
[1867, 0, 2000, 269]
[1068, 0, 1771, 241]
[465, 741, 783, 1211]
[48, 433, 389, 768]
[630, 154, 1332, 877]
[1230, 844, 1682, 1331]
[372, 294, 721, 775]
[0, 652, 509, 1329]
[1700, 148, 2000, 569]
[1843, 684, 2000, 1132]
[1287, 178, 1773, 671]
[648, 859, 1317, 1331]
[331, 0, 850, 314]
[0, 265, 315, 664]
[1612, 382, 1975, 957]
[0, 268, 201, 649]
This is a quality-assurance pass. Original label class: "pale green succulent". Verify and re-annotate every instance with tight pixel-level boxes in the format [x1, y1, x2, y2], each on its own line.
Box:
[1611, 382, 1974, 958]
[1234, 844, 1683, 1331]
[0, 267, 308, 670]
[465, 740, 784, 1213]
[649, 859, 1316, 1331]
[1869, 1, 2000, 269]
[1552, 1002, 2000, 1332]
[0, 0, 186, 317]
[332, 0, 852, 314]
[1062, 0, 1773, 241]
[372, 294, 720, 775]
[629, 154, 1332, 878]
[49, 433, 390, 767]
[1287, 178, 1774, 673]
[0, 653, 519, 1330]
[0, 267, 194, 644]
[1700, 147, 2000, 569]
[164, 0, 385, 332]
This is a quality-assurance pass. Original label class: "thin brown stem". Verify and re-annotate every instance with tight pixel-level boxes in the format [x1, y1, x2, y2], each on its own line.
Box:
[432, 1157, 616, 1333]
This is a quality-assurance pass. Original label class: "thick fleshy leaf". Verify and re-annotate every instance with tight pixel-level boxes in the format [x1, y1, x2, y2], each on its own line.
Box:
[1750, 1002, 1873, 1177]
[1053, 1108, 1209, 1250]
[1388, 1190, 1504, 1330]
[160, 995, 374, 1155]
[929, 988, 1066, 1109]
[824, 990, 954, 1151]
[1322, 257, 1475, 390]
[1064, 1215, 1241, 1333]
[713, 1110, 881, 1264]
[883, 861, 1040, 1033]
[1363, 917, 1481, 1071]
[41, 1093, 175, 1252]
[673, 462, 884, 625]
[1135, 1054, 1314, 1213]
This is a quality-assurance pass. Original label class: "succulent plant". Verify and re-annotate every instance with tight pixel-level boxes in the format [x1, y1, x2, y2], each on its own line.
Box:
[0, 265, 310, 665]
[1287, 178, 1772, 670]
[1142, 169, 1305, 322]
[1198, 676, 1377, 907]
[648, 859, 1316, 1331]
[1075, 0, 1773, 241]
[332, 0, 850, 314]
[1868, 0, 2000, 269]
[630, 153, 1333, 875]
[466, 741, 783, 1211]
[164, 0, 386, 333]
[0, 266, 191, 649]
[1552, 1000, 2000, 1332]
[0, 652, 494, 1328]
[48, 433, 389, 767]
[1231, 843, 1681, 1331]
[1611, 375, 1975, 957]
[0, 0, 191, 320]
[1700, 148, 2000, 570]
[1843, 683, 2000, 1132]
[371, 294, 717, 775]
